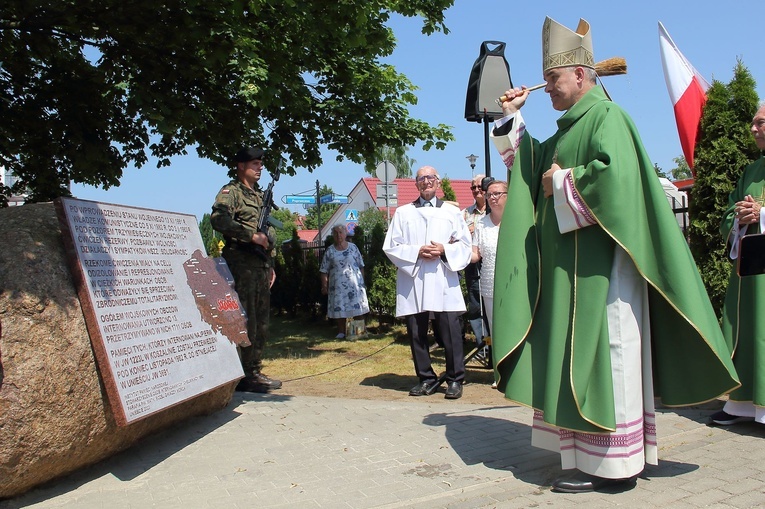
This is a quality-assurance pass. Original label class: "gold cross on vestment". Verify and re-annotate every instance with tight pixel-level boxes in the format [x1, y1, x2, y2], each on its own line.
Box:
[757, 187, 765, 207]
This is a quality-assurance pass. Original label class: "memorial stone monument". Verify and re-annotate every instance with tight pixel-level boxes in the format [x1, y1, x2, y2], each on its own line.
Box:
[0, 200, 249, 498]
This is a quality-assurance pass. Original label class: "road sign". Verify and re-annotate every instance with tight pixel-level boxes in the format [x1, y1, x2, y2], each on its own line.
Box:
[345, 209, 359, 221]
[375, 196, 398, 208]
[376, 183, 397, 197]
[376, 183, 398, 209]
[320, 194, 349, 204]
[346, 222, 357, 235]
[375, 161, 396, 184]
[284, 195, 316, 205]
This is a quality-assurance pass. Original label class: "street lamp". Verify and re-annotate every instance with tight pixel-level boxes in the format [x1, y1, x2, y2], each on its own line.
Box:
[466, 154, 478, 176]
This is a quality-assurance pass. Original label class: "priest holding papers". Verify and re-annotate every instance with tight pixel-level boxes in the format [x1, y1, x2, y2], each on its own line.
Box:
[383, 165, 472, 400]
[490, 16, 739, 493]
[713, 103, 765, 427]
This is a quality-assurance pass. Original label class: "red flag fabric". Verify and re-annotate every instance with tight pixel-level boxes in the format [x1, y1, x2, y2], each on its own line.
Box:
[659, 22, 710, 171]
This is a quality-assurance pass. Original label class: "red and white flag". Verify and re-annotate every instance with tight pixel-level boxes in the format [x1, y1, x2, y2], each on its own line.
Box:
[659, 21, 710, 172]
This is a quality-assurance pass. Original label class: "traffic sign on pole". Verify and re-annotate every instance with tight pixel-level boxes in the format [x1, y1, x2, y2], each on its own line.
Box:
[284, 195, 316, 205]
[375, 160, 396, 184]
[375, 161, 396, 219]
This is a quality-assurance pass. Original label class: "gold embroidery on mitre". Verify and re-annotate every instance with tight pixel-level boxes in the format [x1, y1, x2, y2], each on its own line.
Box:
[542, 17, 595, 74]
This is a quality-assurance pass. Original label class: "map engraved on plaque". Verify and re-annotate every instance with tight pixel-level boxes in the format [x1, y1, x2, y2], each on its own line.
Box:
[183, 250, 250, 347]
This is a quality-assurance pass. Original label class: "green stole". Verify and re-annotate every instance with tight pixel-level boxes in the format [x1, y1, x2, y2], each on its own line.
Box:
[493, 86, 740, 433]
[721, 156, 765, 405]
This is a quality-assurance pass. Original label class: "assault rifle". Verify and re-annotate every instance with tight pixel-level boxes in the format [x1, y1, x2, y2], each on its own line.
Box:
[254, 170, 280, 261]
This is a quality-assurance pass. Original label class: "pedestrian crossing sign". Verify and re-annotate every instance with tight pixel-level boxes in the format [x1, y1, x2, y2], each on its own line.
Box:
[345, 209, 358, 221]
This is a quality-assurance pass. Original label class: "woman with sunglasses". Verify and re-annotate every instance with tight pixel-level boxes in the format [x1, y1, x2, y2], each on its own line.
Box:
[470, 180, 508, 340]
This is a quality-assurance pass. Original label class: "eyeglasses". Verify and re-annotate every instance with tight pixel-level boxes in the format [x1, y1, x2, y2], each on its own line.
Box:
[486, 192, 507, 200]
[470, 185, 483, 191]
[416, 175, 439, 183]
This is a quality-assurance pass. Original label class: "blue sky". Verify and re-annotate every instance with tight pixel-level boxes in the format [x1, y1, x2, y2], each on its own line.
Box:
[71, 1, 765, 222]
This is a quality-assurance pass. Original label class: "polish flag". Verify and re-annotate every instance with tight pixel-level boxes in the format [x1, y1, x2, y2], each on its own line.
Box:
[659, 22, 710, 172]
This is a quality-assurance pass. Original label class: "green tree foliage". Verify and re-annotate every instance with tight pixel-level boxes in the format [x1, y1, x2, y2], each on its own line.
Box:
[440, 176, 457, 202]
[653, 163, 669, 179]
[671, 156, 693, 180]
[363, 146, 415, 178]
[199, 213, 222, 257]
[275, 230, 305, 316]
[351, 224, 366, 259]
[357, 207, 388, 237]
[368, 261, 398, 320]
[365, 221, 397, 320]
[270, 250, 287, 315]
[689, 59, 760, 316]
[271, 207, 299, 246]
[303, 184, 339, 230]
[0, 0, 455, 203]
[299, 249, 323, 319]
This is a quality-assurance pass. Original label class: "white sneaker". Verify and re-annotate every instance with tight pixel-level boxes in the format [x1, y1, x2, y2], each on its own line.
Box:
[335, 333, 346, 339]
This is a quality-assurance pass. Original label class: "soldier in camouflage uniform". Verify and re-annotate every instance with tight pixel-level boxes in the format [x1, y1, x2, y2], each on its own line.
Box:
[210, 147, 281, 393]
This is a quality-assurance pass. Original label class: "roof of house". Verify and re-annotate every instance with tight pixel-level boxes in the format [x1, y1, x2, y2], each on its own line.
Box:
[672, 177, 695, 192]
[294, 215, 309, 230]
[316, 175, 488, 241]
[359, 177, 477, 214]
[297, 229, 319, 242]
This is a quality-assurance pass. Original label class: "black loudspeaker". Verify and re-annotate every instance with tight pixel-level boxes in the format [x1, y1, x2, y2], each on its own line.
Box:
[464, 41, 513, 122]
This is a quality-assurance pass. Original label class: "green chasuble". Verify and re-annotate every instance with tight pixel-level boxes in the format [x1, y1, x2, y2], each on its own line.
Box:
[721, 156, 765, 406]
[492, 86, 740, 433]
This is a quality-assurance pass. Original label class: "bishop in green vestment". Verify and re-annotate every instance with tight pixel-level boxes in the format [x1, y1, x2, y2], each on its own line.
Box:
[714, 103, 765, 426]
[490, 16, 739, 493]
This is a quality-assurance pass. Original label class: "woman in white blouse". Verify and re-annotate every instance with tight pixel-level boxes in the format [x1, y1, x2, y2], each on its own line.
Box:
[470, 180, 508, 337]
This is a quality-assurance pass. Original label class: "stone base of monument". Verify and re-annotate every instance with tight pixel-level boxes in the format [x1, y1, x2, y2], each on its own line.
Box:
[0, 203, 237, 499]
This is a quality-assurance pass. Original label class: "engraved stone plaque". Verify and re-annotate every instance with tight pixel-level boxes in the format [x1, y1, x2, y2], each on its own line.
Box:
[55, 198, 247, 425]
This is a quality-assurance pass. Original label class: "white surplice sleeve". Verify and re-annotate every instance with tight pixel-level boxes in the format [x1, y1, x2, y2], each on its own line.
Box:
[439, 204, 472, 273]
[490, 111, 527, 171]
[383, 205, 423, 278]
[552, 169, 597, 234]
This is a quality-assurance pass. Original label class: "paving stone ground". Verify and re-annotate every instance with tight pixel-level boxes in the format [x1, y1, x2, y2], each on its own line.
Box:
[3, 393, 765, 509]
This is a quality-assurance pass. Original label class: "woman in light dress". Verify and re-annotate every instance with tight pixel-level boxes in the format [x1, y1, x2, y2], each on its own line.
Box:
[320, 223, 369, 338]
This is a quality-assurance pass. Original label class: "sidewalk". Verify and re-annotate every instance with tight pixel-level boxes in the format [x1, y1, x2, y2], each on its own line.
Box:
[3, 392, 764, 508]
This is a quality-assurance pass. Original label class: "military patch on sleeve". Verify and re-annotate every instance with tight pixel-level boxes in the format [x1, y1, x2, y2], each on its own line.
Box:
[221, 189, 230, 194]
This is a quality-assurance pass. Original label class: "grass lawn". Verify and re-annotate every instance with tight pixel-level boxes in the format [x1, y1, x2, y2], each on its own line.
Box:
[262, 313, 495, 391]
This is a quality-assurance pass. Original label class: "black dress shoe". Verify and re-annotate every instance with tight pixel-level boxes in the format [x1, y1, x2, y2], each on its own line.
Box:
[409, 380, 437, 396]
[253, 373, 282, 389]
[444, 381, 463, 399]
[235, 378, 270, 393]
[551, 471, 637, 493]
[710, 410, 754, 425]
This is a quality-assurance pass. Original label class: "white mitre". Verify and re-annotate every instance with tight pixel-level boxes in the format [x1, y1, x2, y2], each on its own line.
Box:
[542, 17, 594, 73]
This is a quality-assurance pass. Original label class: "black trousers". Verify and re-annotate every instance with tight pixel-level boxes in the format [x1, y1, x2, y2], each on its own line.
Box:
[406, 311, 465, 383]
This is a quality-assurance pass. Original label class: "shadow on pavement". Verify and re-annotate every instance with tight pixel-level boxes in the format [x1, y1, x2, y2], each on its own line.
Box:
[421, 411, 561, 488]
[422, 409, 706, 492]
[4, 400, 246, 508]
